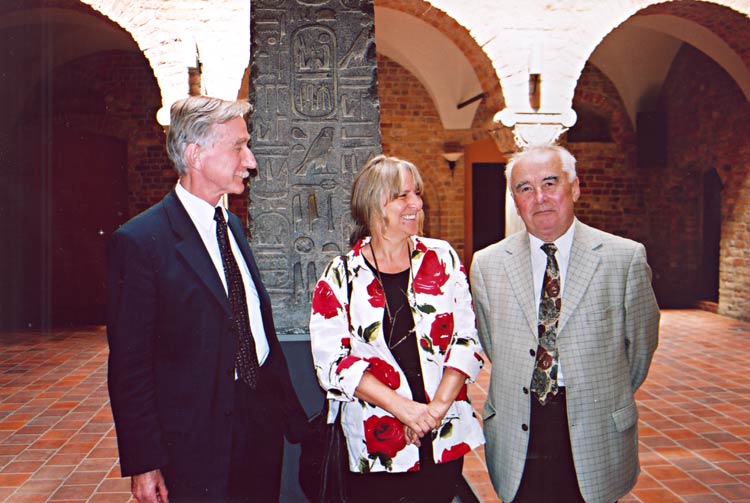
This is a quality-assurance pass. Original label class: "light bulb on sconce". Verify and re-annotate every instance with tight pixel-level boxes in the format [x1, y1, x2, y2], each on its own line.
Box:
[441, 151, 464, 173]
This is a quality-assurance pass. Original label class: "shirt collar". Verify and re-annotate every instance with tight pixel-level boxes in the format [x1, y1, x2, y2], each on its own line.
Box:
[175, 181, 224, 234]
[528, 219, 576, 260]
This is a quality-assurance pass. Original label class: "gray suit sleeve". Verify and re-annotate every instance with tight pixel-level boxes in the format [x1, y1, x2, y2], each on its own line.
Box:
[470, 255, 493, 362]
[624, 243, 660, 391]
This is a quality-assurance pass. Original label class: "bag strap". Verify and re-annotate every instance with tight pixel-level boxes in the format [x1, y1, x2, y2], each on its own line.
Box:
[341, 255, 351, 303]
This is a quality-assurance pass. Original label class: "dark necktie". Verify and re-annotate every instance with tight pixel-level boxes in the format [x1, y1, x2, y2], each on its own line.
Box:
[214, 207, 260, 389]
[530, 243, 561, 405]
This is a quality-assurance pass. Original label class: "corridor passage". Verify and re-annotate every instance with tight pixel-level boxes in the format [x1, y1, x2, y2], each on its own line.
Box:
[0, 309, 749, 502]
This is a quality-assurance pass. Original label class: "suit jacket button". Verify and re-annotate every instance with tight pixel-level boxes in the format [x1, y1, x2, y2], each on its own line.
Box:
[522, 424, 528, 431]
[523, 387, 529, 394]
[529, 348, 536, 357]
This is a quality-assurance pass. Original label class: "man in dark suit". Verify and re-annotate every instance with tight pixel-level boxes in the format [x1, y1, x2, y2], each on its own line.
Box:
[107, 96, 307, 503]
[470, 145, 659, 503]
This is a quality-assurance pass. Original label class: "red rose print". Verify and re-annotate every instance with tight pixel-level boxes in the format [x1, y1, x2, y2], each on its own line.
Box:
[364, 415, 407, 459]
[341, 337, 351, 348]
[336, 355, 362, 374]
[352, 240, 364, 255]
[455, 384, 468, 402]
[536, 346, 553, 370]
[419, 338, 431, 351]
[366, 278, 385, 308]
[440, 442, 471, 463]
[429, 313, 454, 352]
[407, 461, 420, 472]
[545, 278, 560, 298]
[311, 281, 341, 319]
[415, 240, 428, 253]
[365, 357, 401, 390]
[413, 250, 449, 295]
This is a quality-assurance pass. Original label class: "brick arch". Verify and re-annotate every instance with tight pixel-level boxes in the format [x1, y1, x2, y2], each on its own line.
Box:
[35, 49, 169, 216]
[77, 0, 175, 108]
[571, 63, 635, 151]
[638, 1, 750, 69]
[504, 0, 750, 117]
[376, 0, 504, 131]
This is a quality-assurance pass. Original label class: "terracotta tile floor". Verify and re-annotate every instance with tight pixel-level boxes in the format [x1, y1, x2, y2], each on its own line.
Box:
[0, 309, 748, 502]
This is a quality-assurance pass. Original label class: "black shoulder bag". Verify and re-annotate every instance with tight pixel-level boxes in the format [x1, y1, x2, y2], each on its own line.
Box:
[299, 256, 350, 503]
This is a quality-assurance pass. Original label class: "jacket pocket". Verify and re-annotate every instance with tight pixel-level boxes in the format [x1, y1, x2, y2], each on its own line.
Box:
[612, 402, 638, 432]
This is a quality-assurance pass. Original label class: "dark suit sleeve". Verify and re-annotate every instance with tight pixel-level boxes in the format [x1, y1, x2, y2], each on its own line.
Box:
[624, 243, 660, 391]
[106, 229, 169, 476]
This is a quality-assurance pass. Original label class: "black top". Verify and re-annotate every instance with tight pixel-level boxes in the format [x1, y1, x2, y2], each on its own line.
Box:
[365, 262, 426, 404]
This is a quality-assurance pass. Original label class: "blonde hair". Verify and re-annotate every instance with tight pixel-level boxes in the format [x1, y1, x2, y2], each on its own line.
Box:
[349, 155, 424, 245]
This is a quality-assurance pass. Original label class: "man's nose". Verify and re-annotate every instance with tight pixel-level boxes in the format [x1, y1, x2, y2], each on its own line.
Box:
[534, 186, 546, 203]
[243, 146, 258, 173]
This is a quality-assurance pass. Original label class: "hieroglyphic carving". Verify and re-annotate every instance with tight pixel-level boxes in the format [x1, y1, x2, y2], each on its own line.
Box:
[250, 0, 381, 335]
[292, 26, 336, 118]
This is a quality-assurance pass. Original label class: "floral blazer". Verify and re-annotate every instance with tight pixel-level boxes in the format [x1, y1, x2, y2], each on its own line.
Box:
[309, 235, 485, 473]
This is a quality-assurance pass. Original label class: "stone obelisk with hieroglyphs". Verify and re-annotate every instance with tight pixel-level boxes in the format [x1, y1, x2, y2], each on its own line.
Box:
[249, 0, 381, 335]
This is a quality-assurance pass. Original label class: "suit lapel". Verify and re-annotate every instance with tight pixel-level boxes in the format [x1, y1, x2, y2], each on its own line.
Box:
[503, 233, 538, 337]
[558, 221, 601, 334]
[163, 191, 231, 316]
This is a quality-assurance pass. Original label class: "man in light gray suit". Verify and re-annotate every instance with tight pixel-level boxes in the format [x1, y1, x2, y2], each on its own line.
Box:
[470, 145, 659, 503]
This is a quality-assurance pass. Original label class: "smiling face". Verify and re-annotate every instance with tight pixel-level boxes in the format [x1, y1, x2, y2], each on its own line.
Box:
[185, 116, 257, 206]
[510, 148, 580, 242]
[377, 167, 423, 242]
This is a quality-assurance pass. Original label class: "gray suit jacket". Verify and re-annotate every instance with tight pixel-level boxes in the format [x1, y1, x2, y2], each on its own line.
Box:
[470, 220, 659, 503]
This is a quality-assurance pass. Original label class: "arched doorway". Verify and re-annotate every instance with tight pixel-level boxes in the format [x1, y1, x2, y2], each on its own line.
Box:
[0, 2, 164, 329]
[699, 168, 722, 304]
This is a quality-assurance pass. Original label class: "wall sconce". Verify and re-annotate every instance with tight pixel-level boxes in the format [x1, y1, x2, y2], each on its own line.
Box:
[528, 43, 543, 111]
[441, 150, 464, 174]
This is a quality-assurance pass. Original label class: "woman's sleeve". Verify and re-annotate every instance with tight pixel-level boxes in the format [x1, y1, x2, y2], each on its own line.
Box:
[442, 247, 484, 382]
[309, 256, 370, 401]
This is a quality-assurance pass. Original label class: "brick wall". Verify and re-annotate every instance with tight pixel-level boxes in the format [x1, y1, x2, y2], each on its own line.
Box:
[657, 44, 750, 320]
[377, 54, 478, 258]
[34, 50, 170, 218]
[568, 64, 650, 246]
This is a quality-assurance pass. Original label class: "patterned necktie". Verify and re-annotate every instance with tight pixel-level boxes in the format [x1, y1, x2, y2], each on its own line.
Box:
[214, 207, 259, 389]
[530, 243, 561, 405]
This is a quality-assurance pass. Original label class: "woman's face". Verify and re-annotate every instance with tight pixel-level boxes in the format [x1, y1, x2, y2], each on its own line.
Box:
[377, 168, 423, 241]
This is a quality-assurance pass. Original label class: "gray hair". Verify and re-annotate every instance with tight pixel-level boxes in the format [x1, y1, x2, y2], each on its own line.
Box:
[349, 155, 424, 246]
[505, 145, 577, 184]
[166, 96, 252, 176]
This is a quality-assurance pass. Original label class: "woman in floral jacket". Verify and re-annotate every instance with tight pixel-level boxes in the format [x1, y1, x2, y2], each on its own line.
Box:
[309, 155, 485, 503]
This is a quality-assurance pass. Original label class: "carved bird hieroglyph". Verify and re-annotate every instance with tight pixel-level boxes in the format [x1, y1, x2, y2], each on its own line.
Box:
[294, 127, 334, 175]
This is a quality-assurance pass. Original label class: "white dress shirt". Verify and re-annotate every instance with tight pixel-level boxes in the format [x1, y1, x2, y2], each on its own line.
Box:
[528, 220, 576, 386]
[175, 183, 270, 366]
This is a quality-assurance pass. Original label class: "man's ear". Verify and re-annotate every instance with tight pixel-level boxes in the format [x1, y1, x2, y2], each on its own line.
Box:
[184, 143, 201, 171]
[571, 177, 581, 202]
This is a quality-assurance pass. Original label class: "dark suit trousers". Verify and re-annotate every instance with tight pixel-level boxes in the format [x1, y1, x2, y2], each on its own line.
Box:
[513, 388, 585, 503]
[168, 376, 284, 503]
[226, 377, 284, 503]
